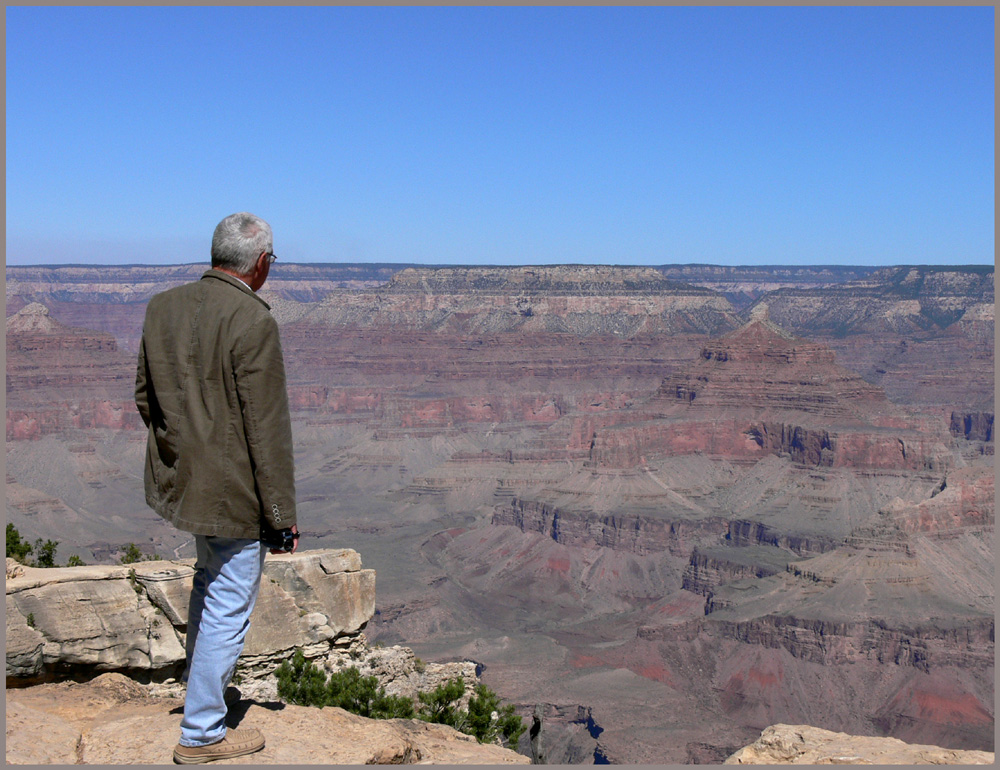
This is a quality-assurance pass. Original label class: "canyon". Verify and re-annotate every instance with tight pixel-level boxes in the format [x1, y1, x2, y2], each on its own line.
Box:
[5, 262, 993, 763]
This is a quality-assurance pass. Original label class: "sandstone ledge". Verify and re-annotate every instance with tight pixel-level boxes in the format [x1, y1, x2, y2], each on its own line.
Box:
[725, 724, 994, 765]
[6, 549, 374, 684]
[5, 672, 529, 765]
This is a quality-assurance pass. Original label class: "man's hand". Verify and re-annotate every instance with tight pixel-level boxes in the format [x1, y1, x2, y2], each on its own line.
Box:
[268, 524, 300, 555]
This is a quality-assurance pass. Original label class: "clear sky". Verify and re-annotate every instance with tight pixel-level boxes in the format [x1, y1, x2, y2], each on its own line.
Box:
[6, 6, 994, 267]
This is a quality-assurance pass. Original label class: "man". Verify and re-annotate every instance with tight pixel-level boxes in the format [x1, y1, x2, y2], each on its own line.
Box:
[135, 212, 299, 764]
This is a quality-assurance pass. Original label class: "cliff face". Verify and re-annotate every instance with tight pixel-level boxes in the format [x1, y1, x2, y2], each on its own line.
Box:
[703, 614, 994, 672]
[5, 303, 142, 440]
[6, 549, 375, 684]
[751, 266, 995, 408]
[492, 498, 728, 557]
[585, 315, 954, 473]
[951, 411, 994, 442]
[682, 546, 789, 595]
[883, 463, 994, 535]
[588, 418, 952, 472]
[756, 266, 994, 337]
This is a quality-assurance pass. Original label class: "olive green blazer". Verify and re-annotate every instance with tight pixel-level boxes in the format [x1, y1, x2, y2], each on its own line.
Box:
[135, 270, 296, 538]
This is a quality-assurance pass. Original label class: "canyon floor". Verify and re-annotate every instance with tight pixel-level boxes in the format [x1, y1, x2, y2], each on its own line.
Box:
[5, 263, 994, 763]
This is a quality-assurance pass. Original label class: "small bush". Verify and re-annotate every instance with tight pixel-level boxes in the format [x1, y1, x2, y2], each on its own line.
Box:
[467, 683, 527, 748]
[32, 538, 59, 568]
[6, 523, 32, 562]
[276, 650, 414, 719]
[275, 649, 524, 747]
[417, 677, 467, 730]
[119, 543, 160, 564]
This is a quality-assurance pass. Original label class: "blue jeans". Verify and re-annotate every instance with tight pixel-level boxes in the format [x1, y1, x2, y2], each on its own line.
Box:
[179, 536, 266, 747]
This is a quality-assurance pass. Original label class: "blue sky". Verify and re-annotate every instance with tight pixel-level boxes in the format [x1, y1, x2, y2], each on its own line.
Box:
[6, 6, 994, 266]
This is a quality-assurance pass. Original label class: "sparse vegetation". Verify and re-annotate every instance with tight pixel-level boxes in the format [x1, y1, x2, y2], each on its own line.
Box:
[467, 683, 527, 747]
[25, 612, 35, 628]
[275, 650, 414, 719]
[274, 649, 525, 748]
[127, 568, 143, 594]
[418, 677, 466, 729]
[119, 543, 161, 564]
[6, 524, 62, 568]
[32, 538, 59, 568]
[417, 678, 526, 747]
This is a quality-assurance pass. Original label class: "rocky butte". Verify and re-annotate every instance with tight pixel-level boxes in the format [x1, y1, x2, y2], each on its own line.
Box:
[4, 262, 993, 763]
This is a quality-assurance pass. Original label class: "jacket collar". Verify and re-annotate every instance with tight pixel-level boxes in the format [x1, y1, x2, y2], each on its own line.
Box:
[201, 269, 271, 310]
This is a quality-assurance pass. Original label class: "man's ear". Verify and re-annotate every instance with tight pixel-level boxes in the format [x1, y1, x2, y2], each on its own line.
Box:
[247, 251, 271, 292]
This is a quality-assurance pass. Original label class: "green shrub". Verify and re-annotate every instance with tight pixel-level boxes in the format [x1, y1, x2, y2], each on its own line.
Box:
[6, 525, 85, 569]
[119, 543, 160, 564]
[330, 666, 415, 719]
[32, 538, 59, 568]
[66, 555, 86, 567]
[275, 650, 414, 719]
[275, 650, 525, 748]
[467, 683, 527, 748]
[6, 523, 32, 562]
[417, 677, 467, 730]
[276, 650, 328, 706]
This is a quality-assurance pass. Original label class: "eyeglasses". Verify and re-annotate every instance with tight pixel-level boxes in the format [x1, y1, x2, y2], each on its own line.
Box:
[264, 252, 277, 264]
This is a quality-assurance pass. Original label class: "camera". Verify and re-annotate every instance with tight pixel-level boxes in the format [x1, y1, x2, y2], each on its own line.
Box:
[260, 524, 297, 552]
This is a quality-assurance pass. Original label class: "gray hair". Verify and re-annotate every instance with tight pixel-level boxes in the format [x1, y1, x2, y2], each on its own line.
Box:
[210, 212, 273, 275]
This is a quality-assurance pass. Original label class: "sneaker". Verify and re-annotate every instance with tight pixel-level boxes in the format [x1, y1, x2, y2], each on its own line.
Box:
[224, 686, 241, 708]
[173, 728, 265, 764]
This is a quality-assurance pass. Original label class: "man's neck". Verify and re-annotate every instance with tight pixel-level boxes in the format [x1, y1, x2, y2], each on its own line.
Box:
[213, 266, 255, 291]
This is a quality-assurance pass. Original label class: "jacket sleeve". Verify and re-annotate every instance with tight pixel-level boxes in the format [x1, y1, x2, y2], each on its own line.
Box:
[232, 313, 297, 530]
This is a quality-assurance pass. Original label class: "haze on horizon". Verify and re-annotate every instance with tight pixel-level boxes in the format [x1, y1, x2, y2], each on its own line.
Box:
[6, 6, 994, 268]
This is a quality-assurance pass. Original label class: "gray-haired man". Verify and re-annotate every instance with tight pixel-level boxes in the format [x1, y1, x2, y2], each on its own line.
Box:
[135, 212, 299, 763]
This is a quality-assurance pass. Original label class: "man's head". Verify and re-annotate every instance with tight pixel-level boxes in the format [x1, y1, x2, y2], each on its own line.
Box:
[211, 212, 274, 291]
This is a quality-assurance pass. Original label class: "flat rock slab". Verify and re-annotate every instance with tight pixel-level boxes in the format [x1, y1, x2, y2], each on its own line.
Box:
[725, 723, 994, 765]
[5, 673, 529, 765]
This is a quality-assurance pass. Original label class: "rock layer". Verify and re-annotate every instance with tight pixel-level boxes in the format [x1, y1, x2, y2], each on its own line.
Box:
[5, 549, 375, 685]
[588, 316, 954, 472]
